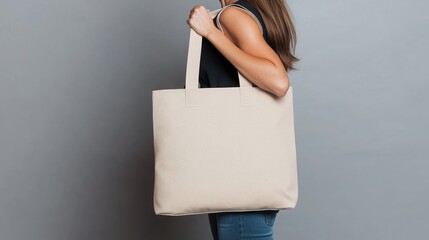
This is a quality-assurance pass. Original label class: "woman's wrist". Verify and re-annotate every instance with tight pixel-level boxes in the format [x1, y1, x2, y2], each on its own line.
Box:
[205, 27, 222, 42]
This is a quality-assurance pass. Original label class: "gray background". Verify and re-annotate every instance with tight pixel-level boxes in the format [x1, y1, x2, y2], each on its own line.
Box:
[1, 0, 428, 239]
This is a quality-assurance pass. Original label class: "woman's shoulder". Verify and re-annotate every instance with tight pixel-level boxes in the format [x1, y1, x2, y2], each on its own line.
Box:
[215, 0, 269, 41]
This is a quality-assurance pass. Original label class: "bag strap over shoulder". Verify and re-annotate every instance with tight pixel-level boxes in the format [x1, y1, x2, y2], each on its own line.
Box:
[185, 8, 253, 90]
[215, 3, 264, 35]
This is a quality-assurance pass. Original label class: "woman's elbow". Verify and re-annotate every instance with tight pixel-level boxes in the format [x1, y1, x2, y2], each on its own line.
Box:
[273, 78, 290, 98]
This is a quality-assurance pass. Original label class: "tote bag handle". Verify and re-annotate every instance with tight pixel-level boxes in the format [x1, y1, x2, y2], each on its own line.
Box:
[184, 8, 253, 90]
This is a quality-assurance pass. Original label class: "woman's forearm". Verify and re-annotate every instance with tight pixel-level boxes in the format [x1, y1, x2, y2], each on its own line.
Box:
[205, 28, 289, 97]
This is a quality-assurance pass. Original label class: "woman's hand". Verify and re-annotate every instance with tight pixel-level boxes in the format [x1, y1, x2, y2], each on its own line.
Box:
[186, 5, 217, 38]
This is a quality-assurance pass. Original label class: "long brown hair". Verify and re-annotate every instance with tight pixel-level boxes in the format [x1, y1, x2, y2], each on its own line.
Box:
[238, 0, 300, 71]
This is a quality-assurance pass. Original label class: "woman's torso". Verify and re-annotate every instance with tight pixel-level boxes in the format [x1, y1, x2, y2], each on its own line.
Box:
[198, 0, 272, 88]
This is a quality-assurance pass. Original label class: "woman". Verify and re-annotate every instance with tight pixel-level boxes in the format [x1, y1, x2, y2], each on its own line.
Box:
[186, 0, 299, 239]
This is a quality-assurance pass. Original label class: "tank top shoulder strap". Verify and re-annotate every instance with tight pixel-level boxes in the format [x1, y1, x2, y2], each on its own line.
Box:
[215, 1, 265, 36]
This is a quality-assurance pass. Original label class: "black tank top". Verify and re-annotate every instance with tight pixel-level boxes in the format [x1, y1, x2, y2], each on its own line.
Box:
[197, 0, 272, 88]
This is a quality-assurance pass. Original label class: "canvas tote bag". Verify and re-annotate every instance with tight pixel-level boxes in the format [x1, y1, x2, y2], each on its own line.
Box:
[152, 8, 298, 216]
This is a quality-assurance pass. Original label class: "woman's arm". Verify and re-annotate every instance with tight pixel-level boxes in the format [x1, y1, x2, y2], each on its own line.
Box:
[187, 5, 289, 97]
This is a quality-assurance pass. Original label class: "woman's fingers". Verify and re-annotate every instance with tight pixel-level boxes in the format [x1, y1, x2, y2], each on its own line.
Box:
[189, 6, 207, 20]
[186, 5, 215, 38]
[189, 5, 209, 17]
[189, 5, 204, 17]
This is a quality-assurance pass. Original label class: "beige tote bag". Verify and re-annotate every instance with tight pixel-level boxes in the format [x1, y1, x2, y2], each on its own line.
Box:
[152, 8, 298, 216]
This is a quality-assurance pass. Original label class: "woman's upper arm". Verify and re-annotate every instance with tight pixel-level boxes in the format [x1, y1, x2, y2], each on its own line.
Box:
[218, 7, 284, 70]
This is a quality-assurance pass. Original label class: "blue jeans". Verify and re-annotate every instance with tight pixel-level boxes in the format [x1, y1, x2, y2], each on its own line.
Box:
[208, 210, 280, 240]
